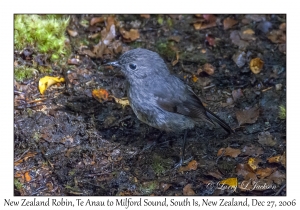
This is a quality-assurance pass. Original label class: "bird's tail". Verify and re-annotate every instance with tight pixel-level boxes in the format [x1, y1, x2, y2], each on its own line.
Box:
[205, 109, 234, 134]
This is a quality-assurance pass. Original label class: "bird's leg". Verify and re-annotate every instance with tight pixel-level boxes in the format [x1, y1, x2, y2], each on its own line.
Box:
[174, 129, 192, 168]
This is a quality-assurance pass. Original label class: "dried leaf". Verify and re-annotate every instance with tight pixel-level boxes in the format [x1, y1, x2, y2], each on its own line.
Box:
[192, 75, 198, 83]
[24, 171, 31, 182]
[217, 147, 241, 158]
[171, 52, 179, 66]
[250, 58, 264, 74]
[168, 36, 181, 43]
[67, 29, 78, 37]
[267, 152, 286, 168]
[106, 16, 115, 32]
[232, 89, 244, 101]
[258, 131, 276, 146]
[267, 29, 286, 44]
[268, 171, 285, 185]
[193, 22, 202, 30]
[205, 34, 215, 46]
[223, 17, 238, 30]
[120, 28, 140, 42]
[203, 14, 217, 22]
[140, 14, 150, 19]
[247, 157, 261, 171]
[112, 96, 130, 107]
[241, 145, 264, 156]
[39, 76, 65, 95]
[160, 183, 172, 192]
[14, 152, 37, 166]
[90, 17, 105, 26]
[207, 170, 223, 179]
[256, 168, 274, 178]
[236, 107, 259, 126]
[230, 31, 249, 49]
[178, 160, 198, 172]
[236, 163, 257, 180]
[203, 63, 215, 75]
[219, 177, 238, 189]
[183, 184, 195, 195]
[92, 88, 110, 102]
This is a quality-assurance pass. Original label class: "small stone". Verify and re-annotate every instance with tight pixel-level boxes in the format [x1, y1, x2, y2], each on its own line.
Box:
[275, 84, 282, 91]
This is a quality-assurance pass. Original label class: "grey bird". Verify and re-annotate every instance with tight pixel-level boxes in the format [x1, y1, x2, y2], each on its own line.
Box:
[107, 48, 233, 166]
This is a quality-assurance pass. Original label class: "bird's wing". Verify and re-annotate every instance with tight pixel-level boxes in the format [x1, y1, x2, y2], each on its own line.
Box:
[153, 75, 233, 134]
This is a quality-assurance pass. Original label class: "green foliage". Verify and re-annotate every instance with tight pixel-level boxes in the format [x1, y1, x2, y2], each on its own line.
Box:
[14, 15, 70, 62]
[155, 40, 176, 60]
[278, 105, 286, 120]
[14, 66, 37, 81]
[14, 178, 23, 190]
[139, 181, 158, 195]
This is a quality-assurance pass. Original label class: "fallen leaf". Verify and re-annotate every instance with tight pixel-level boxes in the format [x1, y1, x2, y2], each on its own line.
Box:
[232, 51, 246, 68]
[217, 147, 241, 158]
[112, 96, 130, 107]
[241, 145, 264, 156]
[242, 28, 255, 35]
[39, 76, 65, 95]
[168, 36, 181, 43]
[160, 183, 172, 192]
[236, 163, 257, 180]
[120, 28, 140, 42]
[267, 152, 286, 168]
[256, 168, 274, 178]
[203, 63, 215, 75]
[90, 17, 105, 26]
[232, 89, 244, 101]
[219, 177, 238, 189]
[24, 171, 31, 182]
[223, 18, 238, 30]
[106, 16, 115, 32]
[247, 157, 261, 171]
[203, 14, 217, 22]
[14, 152, 37, 166]
[67, 29, 78, 37]
[193, 22, 202, 30]
[207, 170, 223, 179]
[92, 88, 110, 102]
[178, 160, 198, 172]
[279, 23, 286, 31]
[267, 29, 286, 44]
[230, 31, 249, 49]
[111, 40, 123, 54]
[236, 107, 259, 126]
[171, 51, 179, 66]
[258, 131, 276, 146]
[250, 58, 264, 74]
[140, 14, 150, 19]
[192, 75, 198, 83]
[183, 184, 195, 195]
[268, 171, 285, 185]
[67, 58, 80, 65]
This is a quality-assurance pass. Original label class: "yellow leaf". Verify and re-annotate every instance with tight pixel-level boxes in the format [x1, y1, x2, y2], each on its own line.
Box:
[39, 76, 65, 95]
[250, 58, 264, 74]
[220, 177, 238, 188]
[112, 96, 130, 107]
[192, 75, 198, 83]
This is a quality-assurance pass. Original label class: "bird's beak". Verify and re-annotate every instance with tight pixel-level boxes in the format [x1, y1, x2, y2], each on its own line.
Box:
[105, 61, 120, 67]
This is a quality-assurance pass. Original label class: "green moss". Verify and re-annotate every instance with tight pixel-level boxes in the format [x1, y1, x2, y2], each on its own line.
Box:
[157, 16, 164, 25]
[14, 15, 70, 63]
[166, 17, 173, 27]
[14, 66, 38, 81]
[139, 181, 158, 195]
[278, 105, 286, 120]
[152, 154, 170, 175]
[14, 178, 23, 190]
[155, 40, 176, 60]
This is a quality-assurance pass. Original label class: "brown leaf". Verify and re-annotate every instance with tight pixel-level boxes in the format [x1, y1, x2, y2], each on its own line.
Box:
[24, 171, 31, 182]
[207, 170, 223, 179]
[236, 163, 257, 180]
[268, 171, 285, 185]
[120, 28, 140, 42]
[203, 63, 215, 75]
[267, 29, 286, 44]
[106, 16, 115, 32]
[230, 31, 249, 49]
[168, 35, 181, 43]
[223, 17, 238, 30]
[250, 58, 264, 74]
[217, 147, 241, 158]
[236, 107, 259, 126]
[267, 152, 286, 168]
[90, 17, 105, 26]
[14, 152, 37, 166]
[111, 40, 123, 54]
[193, 22, 202, 30]
[279, 23, 286, 31]
[140, 14, 150, 19]
[232, 89, 244, 101]
[160, 183, 172, 192]
[67, 29, 78, 37]
[178, 160, 198, 172]
[171, 51, 179, 66]
[183, 184, 195, 195]
[205, 34, 215, 46]
[241, 145, 264, 156]
[92, 88, 110, 102]
[258, 131, 276, 146]
[203, 14, 217, 22]
[256, 168, 274, 178]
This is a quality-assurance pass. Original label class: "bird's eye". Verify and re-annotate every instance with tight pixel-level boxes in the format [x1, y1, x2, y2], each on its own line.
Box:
[129, 63, 137, 70]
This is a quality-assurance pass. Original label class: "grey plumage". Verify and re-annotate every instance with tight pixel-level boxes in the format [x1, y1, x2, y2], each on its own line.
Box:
[108, 48, 233, 134]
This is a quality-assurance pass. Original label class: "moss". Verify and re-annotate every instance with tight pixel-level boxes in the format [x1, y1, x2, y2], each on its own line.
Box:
[152, 155, 172, 175]
[155, 40, 176, 60]
[14, 66, 38, 81]
[14, 178, 23, 190]
[139, 181, 158, 195]
[14, 15, 70, 63]
[157, 16, 164, 25]
[278, 105, 286, 120]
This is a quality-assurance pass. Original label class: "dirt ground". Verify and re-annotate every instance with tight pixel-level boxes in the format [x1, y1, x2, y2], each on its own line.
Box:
[14, 14, 286, 196]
